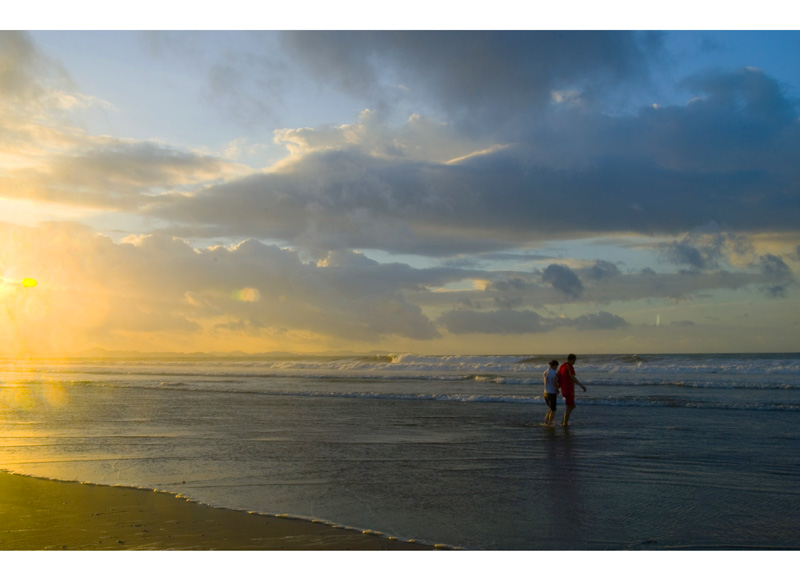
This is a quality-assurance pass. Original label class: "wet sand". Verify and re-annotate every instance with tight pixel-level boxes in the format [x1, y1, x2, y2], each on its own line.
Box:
[0, 471, 434, 550]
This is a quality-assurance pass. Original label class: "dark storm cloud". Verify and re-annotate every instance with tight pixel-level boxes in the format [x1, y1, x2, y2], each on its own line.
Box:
[128, 33, 800, 259]
[515, 68, 800, 235]
[280, 31, 662, 130]
[148, 66, 800, 256]
[149, 148, 527, 256]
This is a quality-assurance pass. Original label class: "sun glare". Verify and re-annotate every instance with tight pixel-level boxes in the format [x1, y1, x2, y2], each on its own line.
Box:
[231, 287, 261, 302]
[0, 376, 70, 412]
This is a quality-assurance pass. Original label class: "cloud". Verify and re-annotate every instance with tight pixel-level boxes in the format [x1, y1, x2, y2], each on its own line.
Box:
[1, 139, 249, 209]
[139, 31, 663, 134]
[1, 219, 787, 354]
[1, 223, 443, 353]
[438, 309, 549, 335]
[272, 109, 493, 165]
[680, 67, 798, 142]
[489, 277, 529, 309]
[572, 311, 629, 330]
[757, 253, 794, 297]
[542, 264, 584, 298]
[586, 260, 621, 280]
[759, 253, 793, 281]
[659, 222, 756, 270]
[426, 254, 785, 312]
[586, 267, 784, 305]
[10, 33, 800, 259]
[146, 64, 800, 257]
[3, 32, 798, 355]
[0, 32, 251, 212]
[139, 31, 291, 130]
[150, 145, 523, 256]
[280, 31, 663, 130]
[0, 32, 87, 162]
[0, 31, 70, 109]
[438, 308, 629, 335]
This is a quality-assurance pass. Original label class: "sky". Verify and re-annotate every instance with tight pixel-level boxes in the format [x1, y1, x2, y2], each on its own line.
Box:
[2, 9, 800, 356]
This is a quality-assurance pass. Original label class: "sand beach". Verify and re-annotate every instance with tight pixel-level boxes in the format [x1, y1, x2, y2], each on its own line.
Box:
[0, 471, 433, 551]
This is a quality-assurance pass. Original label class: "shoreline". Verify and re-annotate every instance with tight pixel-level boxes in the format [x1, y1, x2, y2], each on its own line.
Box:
[0, 470, 436, 550]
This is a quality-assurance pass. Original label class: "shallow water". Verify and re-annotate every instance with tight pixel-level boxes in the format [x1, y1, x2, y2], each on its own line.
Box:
[1, 354, 798, 549]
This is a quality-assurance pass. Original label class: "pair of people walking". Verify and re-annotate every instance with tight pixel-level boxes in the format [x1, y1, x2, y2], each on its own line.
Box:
[543, 354, 587, 427]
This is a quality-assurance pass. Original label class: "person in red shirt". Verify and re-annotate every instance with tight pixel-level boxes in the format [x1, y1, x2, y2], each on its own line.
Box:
[557, 354, 587, 426]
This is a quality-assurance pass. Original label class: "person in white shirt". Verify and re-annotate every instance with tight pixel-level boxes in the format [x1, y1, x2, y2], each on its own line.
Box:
[543, 359, 560, 426]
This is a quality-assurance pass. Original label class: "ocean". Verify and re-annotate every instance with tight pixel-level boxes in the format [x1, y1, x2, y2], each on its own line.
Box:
[1, 353, 798, 550]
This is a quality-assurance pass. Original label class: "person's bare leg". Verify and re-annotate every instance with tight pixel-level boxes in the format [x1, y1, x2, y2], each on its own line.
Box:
[562, 405, 575, 426]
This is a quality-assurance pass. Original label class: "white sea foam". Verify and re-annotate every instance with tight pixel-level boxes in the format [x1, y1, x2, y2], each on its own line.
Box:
[2, 353, 800, 391]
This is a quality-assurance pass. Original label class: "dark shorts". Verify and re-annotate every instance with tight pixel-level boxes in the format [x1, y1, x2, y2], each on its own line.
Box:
[544, 392, 558, 411]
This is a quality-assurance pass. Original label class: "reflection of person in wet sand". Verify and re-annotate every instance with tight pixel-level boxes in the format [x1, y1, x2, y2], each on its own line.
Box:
[557, 354, 587, 427]
[543, 360, 560, 426]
